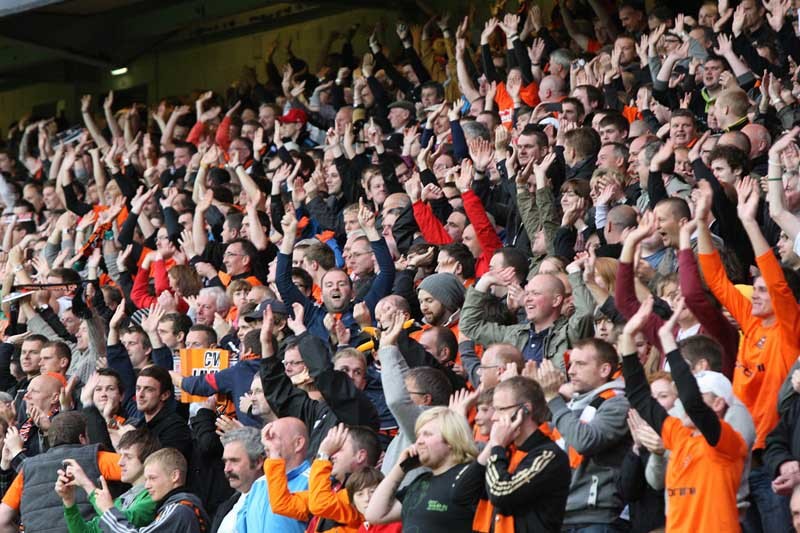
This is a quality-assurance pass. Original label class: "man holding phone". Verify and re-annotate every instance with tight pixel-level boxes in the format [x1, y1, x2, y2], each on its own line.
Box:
[474, 376, 571, 532]
[0, 411, 124, 533]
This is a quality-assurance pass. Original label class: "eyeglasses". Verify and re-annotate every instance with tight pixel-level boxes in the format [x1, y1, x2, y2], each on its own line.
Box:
[407, 390, 428, 397]
[476, 364, 500, 374]
[283, 360, 305, 367]
[493, 402, 525, 413]
[224, 251, 246, 258]
[348, 250, 373, 258]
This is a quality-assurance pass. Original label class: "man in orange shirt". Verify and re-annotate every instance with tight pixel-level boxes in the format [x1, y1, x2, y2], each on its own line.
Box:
[264, 423, 381, 532]
[621, 297, 747, 533]
[0, 411, 122, 532]
[696, 179, 799, 529]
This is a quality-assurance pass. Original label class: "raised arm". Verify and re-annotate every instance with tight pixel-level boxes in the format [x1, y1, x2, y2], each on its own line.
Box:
[79, 95, 110, 151]
[103, 91, 123, 141]
[619, 296, 669, 433]
[660, 298, 721, 446]
[767, 127, 800, 240]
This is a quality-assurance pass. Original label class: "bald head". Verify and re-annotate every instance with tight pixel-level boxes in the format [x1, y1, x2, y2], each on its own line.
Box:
[483, 343, 523, 372]
[382, 193, 410, 214]
[539, 75, 566, 102]
[606, 205, 638, 243]
[718, 130, 751, 155]
[532, 273, 566, 296]
[262, 416, 308, 469]
[741, 123, 771, 159]
[375, 294, 411, 328]
[36, 374, 62, 395]
[25, 374, 63, 414]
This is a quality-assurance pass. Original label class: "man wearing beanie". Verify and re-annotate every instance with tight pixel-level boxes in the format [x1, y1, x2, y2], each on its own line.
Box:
[416, 273, 465, 332]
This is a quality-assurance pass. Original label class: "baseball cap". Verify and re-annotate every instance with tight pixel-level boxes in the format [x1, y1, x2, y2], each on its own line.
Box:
[695, 370, 734, 406]
[278, 108, 308, 125]
[243, 299, 290, 321]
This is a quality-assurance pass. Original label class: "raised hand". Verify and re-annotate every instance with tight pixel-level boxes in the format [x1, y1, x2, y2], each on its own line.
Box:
[280, 209, 298, 242]
[357, 197, 377, 231]
[448, 387, 480, 418]
[481, 18, 499, 44]
[318, 423, 350, 456]
[623, 295, 655, 337]
[103, 90, 114, 110]
[379, 310, 405, 348]
[286, 302, 306, 335]
[625, 210, 657, 245]
[455, 158, 474, 193]
[499, 13, 520, 36]
[735, 176, 760, 222]
[467, 137, 495, 172]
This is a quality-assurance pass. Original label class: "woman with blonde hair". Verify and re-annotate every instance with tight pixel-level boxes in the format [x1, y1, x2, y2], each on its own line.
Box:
[365, 406, 483, 531]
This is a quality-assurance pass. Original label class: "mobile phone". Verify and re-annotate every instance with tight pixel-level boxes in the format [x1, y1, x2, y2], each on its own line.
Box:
[399, 454, 421, 472]
[511, 405, 529, 423]
[62, 461, 74, 481]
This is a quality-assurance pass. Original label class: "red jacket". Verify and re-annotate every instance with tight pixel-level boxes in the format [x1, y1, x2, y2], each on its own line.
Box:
[130, 259, 189, 313]
[411, 189, 502, 277]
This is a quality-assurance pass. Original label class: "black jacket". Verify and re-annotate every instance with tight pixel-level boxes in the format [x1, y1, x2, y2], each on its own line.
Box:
[483, 430, 571, 532]
[260, 333, 379, 459]
[765, 386, 800, 479]
[187, 408, 234, 520]
[130, 405, 193, 460]
[617, 447, 666, 533]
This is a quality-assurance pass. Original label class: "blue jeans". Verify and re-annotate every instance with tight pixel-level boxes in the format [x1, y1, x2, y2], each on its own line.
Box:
[742, 464, 792, 533]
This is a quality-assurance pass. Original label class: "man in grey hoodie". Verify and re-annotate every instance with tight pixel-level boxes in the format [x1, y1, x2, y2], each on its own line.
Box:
[95, 447, 209, 533]
[537, 337, 631, 532]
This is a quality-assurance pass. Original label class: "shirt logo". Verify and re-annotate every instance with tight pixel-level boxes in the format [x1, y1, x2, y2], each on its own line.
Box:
[426, 500, 448, 512]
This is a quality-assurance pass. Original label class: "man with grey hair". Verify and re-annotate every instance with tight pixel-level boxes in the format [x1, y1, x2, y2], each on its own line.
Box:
[194, 287, 231, 327]
[548, 48, 575, 80]
[211, 427, 266, 533]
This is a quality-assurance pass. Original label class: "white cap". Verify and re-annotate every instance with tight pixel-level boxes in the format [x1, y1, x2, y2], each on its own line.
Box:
[695, 370, 734, 407]
[538, 116, 560, 130]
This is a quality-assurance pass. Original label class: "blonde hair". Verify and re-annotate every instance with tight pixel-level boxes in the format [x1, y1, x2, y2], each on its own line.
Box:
[144, 447, 187, 485]
[590, 168, 625, 192]
[415, 406, 478, 464]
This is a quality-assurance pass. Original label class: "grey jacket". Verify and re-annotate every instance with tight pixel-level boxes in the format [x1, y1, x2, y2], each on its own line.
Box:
[548, 379, 630, 526]
[100, 490, 209, 533]
[26, 312, 105, 385]
[460, 283, 593, 371]
[378, 345, 429, 487]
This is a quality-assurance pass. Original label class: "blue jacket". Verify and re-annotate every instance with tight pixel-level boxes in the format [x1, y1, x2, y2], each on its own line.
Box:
[180, 357, 261, 427]
[236, 462, 310, 533]
[275, 237, 395, 342]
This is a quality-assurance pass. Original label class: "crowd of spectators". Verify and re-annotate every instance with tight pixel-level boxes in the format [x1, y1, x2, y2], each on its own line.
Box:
[1, 0, 800, 530]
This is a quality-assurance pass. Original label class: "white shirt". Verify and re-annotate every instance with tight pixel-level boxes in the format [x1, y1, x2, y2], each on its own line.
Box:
[216, 490, 248, 533]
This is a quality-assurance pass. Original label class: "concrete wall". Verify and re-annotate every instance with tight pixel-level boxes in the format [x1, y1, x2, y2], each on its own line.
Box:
[0, 0, 552, 130]
[0, 7, 393, 129]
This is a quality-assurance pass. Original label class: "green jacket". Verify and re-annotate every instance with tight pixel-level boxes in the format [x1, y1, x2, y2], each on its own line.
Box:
[460, 274, 594, 371]
[64, 485, 156, 533]
[517, 184, 559, 259]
